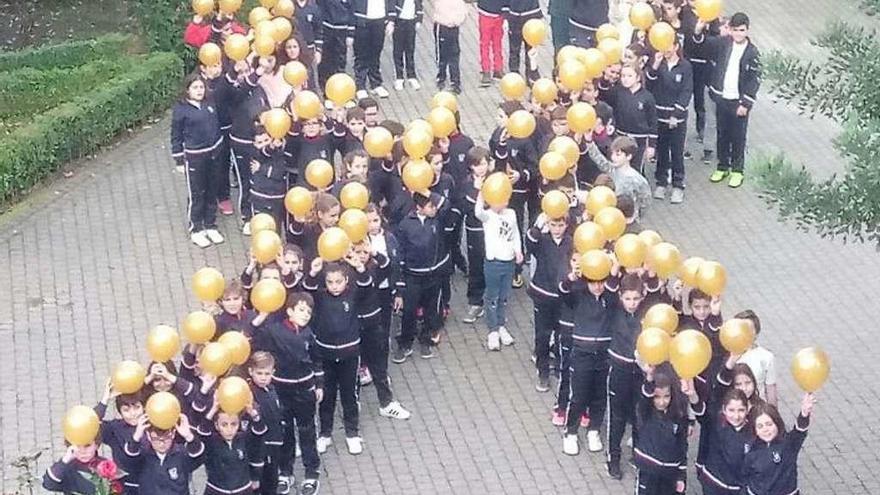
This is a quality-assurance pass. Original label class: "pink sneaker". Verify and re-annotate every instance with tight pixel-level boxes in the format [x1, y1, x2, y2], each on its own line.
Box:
[551, 409, 566, 427]
[218, 199, 234, 215]
[580, 413, 590, 428]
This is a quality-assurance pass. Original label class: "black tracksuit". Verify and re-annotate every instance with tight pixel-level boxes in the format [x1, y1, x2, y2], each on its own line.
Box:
[694, 390, 753, 495]
[555, 303, 575, 413]
[286, 219, 328, 261]
[316, 0, 353, 87]
[646, 58, 694, 189]
[606, 85, 659, 175]
[567, 0, 608, 47]
[196, 417, 266, 495]
[295, 0, 325, 51]
[505, 0, 542, 79]
[204, 70, 241, 204]
[121, 437, 206, 495]
[462, 181, 486, 307]
[678, 313, 724, 380]
[215, 308, 258, 338]
[43, 457, 108, 495]
[283, 121, 337, 186]
[634, 382, 689, 495]
[250, 383, 284, 495]
[606, 303, 646, 465]
[392, 0, 423, 80]
[94, 403, 139, 493]
[250, 144, 289, 229]
[351, 0, 395, 90]
[229, 80, 268, 222]
[170, 99, 223, 232]
[358, 253, 395, 406]
[741, 415, 810, 495]
[444, 131, 475, 272]
[681, 9, 720, 140]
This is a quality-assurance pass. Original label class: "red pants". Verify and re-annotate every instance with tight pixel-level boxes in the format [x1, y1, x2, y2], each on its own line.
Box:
[478, 13, 504, 72]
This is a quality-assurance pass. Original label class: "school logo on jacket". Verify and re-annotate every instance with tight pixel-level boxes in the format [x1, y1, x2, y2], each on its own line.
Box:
[168, 467, 179, 481]
[320, 150, 328, 158]
[237, 449, 245, 460]
[772, 451, 782, 464]
[675, 74, 683, 83]
[343, 301, 350, 312]
[458, 153, 466, 162]
[637, 102, 644, 111]
[208, 106, 215, 113]
[744, 443, 751, 454]
[511, 149, 519, 158]
[672, 423, 679, 434]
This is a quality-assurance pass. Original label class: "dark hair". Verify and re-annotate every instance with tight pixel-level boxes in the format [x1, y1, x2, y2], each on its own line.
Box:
[721, 388, 749, 410]
[729, 12, 750, 28]
[286, 291, 314, 311]
[593, 173, 615, 189]
[749, 402, 785, 440]
[180, 72, 205, 101]
[324, 261, 348, 278]
[222, 280, 245, 299]
[638, 365, 689, 424]
[358, 97, 379, 111]
[544, 173, 576, 193]
[283, 243, 304, 259]
[689, 288, 711, 304]
[595, 101, 614, 126]
[610, 136, 638, 159]
[734, 309, 761, 336]
[732, 363, 760, 401]
[413, 191, 432, 208]
[259, 262, 281, 275]
[426, 144, 444, 161]
[467, 146, 490, 169]
[248, 350, 275, 369]
[616, 195, 635, 218]
[379, 119, 405, 137]
[499, 100, 523, 116]
[550, 106, 568, 121]
[346, 107, 366, 123]
[344, 149, 369, 168]
[116, 390, 146, 411]
[277, 33, 313, 67]
[620, 272, 645, 294]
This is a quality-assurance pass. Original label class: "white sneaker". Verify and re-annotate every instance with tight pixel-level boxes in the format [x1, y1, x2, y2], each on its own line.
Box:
[394, 79, 405, 91]
[670, 187, 685, 204]
[498, 326, 515, 346]
[190, 231, 211, 248]
[487, 331, 501, 351]
[653, 186, 666, 199]
[407, 78, 421, 90]
[316, 436, 332, 454]
[373, 86, 390, 98]
[587, 430, 603, 452]
[345, 436, 363, 455]
[241, 222, 251, 236]
[205, 229, 224, 244]
[379, 401, 412, 420]
[277, 475, 294, 495]
[626, 436, 633, 448]
[563, 434, 579, 455]
[356, 89, 369, 100]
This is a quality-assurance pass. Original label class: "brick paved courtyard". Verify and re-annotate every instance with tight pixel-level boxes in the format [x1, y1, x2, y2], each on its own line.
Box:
[1, 0, 879, 493]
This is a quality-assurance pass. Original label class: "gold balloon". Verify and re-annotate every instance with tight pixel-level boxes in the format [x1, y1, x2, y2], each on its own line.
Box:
[432, 91, 459, 112]
[217, 376, 254, 414]
[252, 229, 282, 264]
[649, 22, 676, 52]
[193, 0, 214, 16]
[427, 106, 457, 138]
[556, 45, 580, 66]
[403, 128, 434, 159]
[679, 256, 705, 287]
[271, 17, 293, 42]
[63, 405, 101, 446]
[263, 108, 291, 139]
[198, 42, 222, 67]
[720, 318, 755, 354]
[182, 310, 217, 344]
[614, 233, 648, 269]
[580, 47, 607, 79]
[549, 136, 580, 168]
[647, 242, 682, 278]
[293, 90, 322, 120]
[696, 260, 727, 296]
[637, 229, 663, 248]
[574, 221, 606, 253]
[522, 18, 548, 46]
[283, 61, 308, 87]
[579, 249, 613, 281]
[251, 279, 287, 313]
[642, 303, 679, 334]
[199, 342, 232, 376]
[249, 6, 273, 27]
[407, 119, 435, 138]
[340, 181, 369, 210]
[629, 1, 656, 30]
[559, 60, 588, 92]
[506, 110, 536, 139]
[531, 77, 559, 105]
[594, 206, 626, 240]
[305, 159, 334, 189]
[482, 171, 513, 208]
[541, 190, 570, 220]
[147, 325, 180, 362]
[260, 0, 279, 7]
[218, 331, 251, 366]
[694, 0, 722, 22]
[253, 34, 276, 57]
[219, 0, 243, 13]
[596, 22, 620, 42]
[317, 227, 352, 262]
[285, 186, 314, 217]
[250, 212, 277, 234]
[792, 347, 830, 392]
[402, 159, 435, 192]
[670, 330, 712, 379]
[272, 0, 295, 17]
[567, 102, 597, 134]
[145, 392, 182, 430]
[364, 127, 394, 158]
[326, 73, 357, 105]
[637, 327, 671, 365]
[500, 72, 528, 101]
[224, 33, 250, 62]
[539, 151, 568, 181]
[338, 208, 369, 242]
[597, 37, 623, 65]
[192, 267, 225, 302]
[254, 19, 277, 39]
[112, 360, 146, 394]
[585, 184, 617, 215]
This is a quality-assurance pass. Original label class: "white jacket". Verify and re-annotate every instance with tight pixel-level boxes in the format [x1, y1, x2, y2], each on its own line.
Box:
[432, 0, 469, 27]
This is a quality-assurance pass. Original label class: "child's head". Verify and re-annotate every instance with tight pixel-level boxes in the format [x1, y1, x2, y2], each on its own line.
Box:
[620, 63, 644, 89]
[732, 363, 758, 401]
[568, 250, 580, 271]
[662, 0, 683, 20]
[467, 146, 492, 178]
[301, 117, 322, 138]
[181, 73, 206, 102]
[580, 81, 599, 105]
[619, 273, 645, 313]
[259, 262, 282, 281]
[283, 244, 304, 274]
[379, 119, 405, 138]
[116, 391, 145, 426]
[587, 279, 606, 296]
[220, 280, 246, 315]
[595, 101, 614, 134]
[149, 361, 178, 393]
[602, 62, 622, 84]
[497, 101, 524, 126]
[750, 402, 785, 443]
[610, 136, 638, 167]
[353, 239, 372, 265]
[622, 44, 649, 69]
[358, 97, 380, 127]
[286, 292, 314, 326]
[548, 216, 568, 239]
[69, 441, 100, 463]
[147, 428, 176, 454]
[214, 411, 241, 441]
[721, 388, 749, 428]
[248, 351, 275, 388]
[346, 107, 366, 136]
[734, 309, 761, 337]
[689, 289, 712, 320]
[427, 146, 445, 177]
[593, 174, 615, 190]
[616, 195, 635, 221]
[314, 192, 341, 228]
[413, 191, 438, 218]
[365, 203, 383, 235]
[550, 106, 570, 136]
[728, 12, 750, 43]
[344, 149, 370, 181]
[323, 262, 349, 296]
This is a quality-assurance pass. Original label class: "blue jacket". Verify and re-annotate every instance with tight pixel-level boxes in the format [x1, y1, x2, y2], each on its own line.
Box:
[525, 227, 572, 301]
[253, 319, 323, 385]
[742, 415, 809, 495]
[558, 278, 613, 350]
[122, 438, 205, 495]
[170, 100, 222, 164]
[395, 193, 452, 281]
[304, 267, 373, 359]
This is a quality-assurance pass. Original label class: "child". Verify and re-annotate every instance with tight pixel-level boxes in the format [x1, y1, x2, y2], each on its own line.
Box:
[95, 381, 144, 493]
[288, 192, 341, 260]
[359, 97, 383, 128]
[676, 288, 723, 377]
[477, 0, 505, 86]
[248, 352, 284, 495]
[352, 0, 393, 99]
[552, 250, 583, 426]
[215, 280, 259, 337]
[249, 127, 288, 234]
[505, 0, 542, 79]
[741, 394, 816, 495]
[585, 134, 652, 217]
[440, 122, 476, 273]
[433, 0, 468, 93]
[123, 414, 204, 495]
[251, 292, 322, 495]
[693, 388, 753, 495]
[474, 190, 524, 351]
[392, 0, 424, 90]
[332, 149, 371, 195]
[198, 397, 265, 495]
[304, 257, 371, 455]
[332, 110, 368, 158]
[284, 116, 337, 187]
[460, 147, 493, 324]
[735, 310, 778, 406]
[315, 0, 351, 88]
[605, 63, 658, 175]
[43, 439, 114, 494]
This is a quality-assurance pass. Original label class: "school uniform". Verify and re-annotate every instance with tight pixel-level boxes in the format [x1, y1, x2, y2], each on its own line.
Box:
[444, 131, 475, 271]
[369, 228, 400, 340]
[646, 57, 694, 189]
[316, 0, 353, 87]
[567, 0, 608, 47]
[358, 253, 396, 406]
[682, 9, 720, 141]
[462, 181, 486, 308]
[548, 0, 571, 51]
[94, 403, 139, 493]
[555, 305, 575, 413]
[606, 302, 646, 466]
[249, 145, 289, 230]
[229, 81, 267, 222]
[283, 121, 337, 186]
[122, 437, 205, 495]
[693, 394, 752, 495]
[505, 0, 542, 79]
[433, 0, 468, 91]
[43, 457, 108, 495]
[351, 0, 395, 90]
[250, 383, 284, 495]
[392, 0, 423, 80]
[204, 69, 241, 205]
[678, 313, 724, 379]
[195, 415, 266, 495]
[477, 0, 506, 74]
[741, 415, 809, 495]
[215, 308, 258, 338]
[431, 171, 458, 314]
[295, 0, 325, 52]
[606, 85, 659, 175]
[634, 382, 689, 495]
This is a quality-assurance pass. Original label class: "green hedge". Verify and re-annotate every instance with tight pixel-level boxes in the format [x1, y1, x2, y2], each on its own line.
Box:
[0, 34, 133, 73]
[134, 0, 193, 65]
[0, 51, 183, 203]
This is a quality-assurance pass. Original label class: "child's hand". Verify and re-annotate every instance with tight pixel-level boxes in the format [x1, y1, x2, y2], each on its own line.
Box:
[200, 373, 218, 394]
[669, 279, 684, 301]
[583, 131, 594, 143]
[437, 137, 450, 153]
[314, 387, 324, 403]
[645, 147, 655, 161]
[801, 393, 817, 417]
[193, 14, 204, 24]
[680, 378, 695, 397]
[245, 402, 260, 419]
[101, 377, 116, 404]
[62, 445, 77, 463]
[676, 480, 686, 493]
[250, 159, 260, 174]
[176, 414, 195, 442]
[133, 415, 149, 442]
[725, 352, 742, 369]
[694, 20, 706, 34]
[310, 257, 323, 276]
[710, 295, 722, 315]
[393, 296, 403, 312]
[515, 252, 524, 264]
[251, 481, 261, 491]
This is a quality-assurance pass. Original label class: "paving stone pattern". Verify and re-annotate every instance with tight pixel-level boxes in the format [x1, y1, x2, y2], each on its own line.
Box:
[1, 0, 879, 493]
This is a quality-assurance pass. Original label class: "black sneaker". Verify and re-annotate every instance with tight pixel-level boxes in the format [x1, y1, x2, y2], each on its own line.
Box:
[450, 85, 462, 95]
[436, 78, 446, 90]
[607, 460, 623, 480]
[480, 72, 492, 87]
[420, 342, 436, 359]
[277, 475, 293, 494]
[702, 149, 714, 164]
[301, 479, 320, 495]
[392, 346, 412, 364]
[512, 274, 524, 288]
[492, 71, 504, 80]
[684, 150, 693, 160]
[536, 374, 550, 392]
[696, 132, 704, 144]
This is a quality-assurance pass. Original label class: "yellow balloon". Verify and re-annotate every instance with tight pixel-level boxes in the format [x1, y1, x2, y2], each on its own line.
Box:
[198, 42, 222, 67]
[522, 18, 548, 46]
[285, 186, 314, 217]
[791, 347, 830, 392]
[253, 34, 276, 57]
[305, 159, 334, 189]
[596, 23, 620, 42]
[597, 38, 623, 65]
[219, 0, 243, 14]
[482, 171, 513, 208]
[580, 48, 607, 79]
[669, 329, 712, 379]
[271, 17, 293, 42]
[63, 405, 101, 446]
[224, 34, 250, 62]
[585, 184, 617, 215]
[540, 151, 568, 181]
[273, 0, 295, 17]
[432, 91, 459, 112]
[556, 45, 580, 66]
[193, 0, 214, 16]
[531, 77, 559, 105]
[402, 159, 435, 192]
[263, 108, 291, 139]
[192, 267, 225, 302]
[364, 127, 394, 158]
[549, 136, 580, 168]
[637, 327, 671, 365]
[647, 242, 682, 278]
[182, 310, 217, 344]
[720, 318, 755, 354]
[338, 208, 369, 242]
[250, 212, 277, 234]
[317, 227, 352, 262]
[340, 181, 369, 210]
[283, 61, 308, 87]
[326, 73, 357, 105]
[218, 331, 251, 366]
[579, 249, 613, 281]
[594, 206, 626, 240]
[199, 342, 232, 376]
[696, 260, 727, 296]
[112, 360, 146, 394]
[541, 190, 570, 219]
[506, 110, 536, 139]
[679, 256, 704, 287]
[500, 72, 528, 101]
[427, 106, 457, 138]
[260, 0, 279, 8]
[293, 90, 322, 120]
[145, 392, 182, 430]
[649, 22, 676, 52]
[251, 279, 287, 313]
[567, 102, 597, 134]
[694, 0, 722, 22]
[642, 303, 679, 334]
[559, 60, 588, 92]
[252, 229, 282, 264]
[574, 221, 607, 253]
[217, 376, 254, 414]
[249, 6, 273, 27]
[407, 119, 435, 138]
[614, 233, 648, 269]
[403, 128, 434, 159]
[629, 1, 656, 30]
[637, 229, 663, 248]
[147, 325, 181, 362]
[254, 19, 277, 39]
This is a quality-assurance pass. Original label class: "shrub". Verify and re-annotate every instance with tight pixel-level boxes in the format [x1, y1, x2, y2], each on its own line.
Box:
[0, 34, 134, 72]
